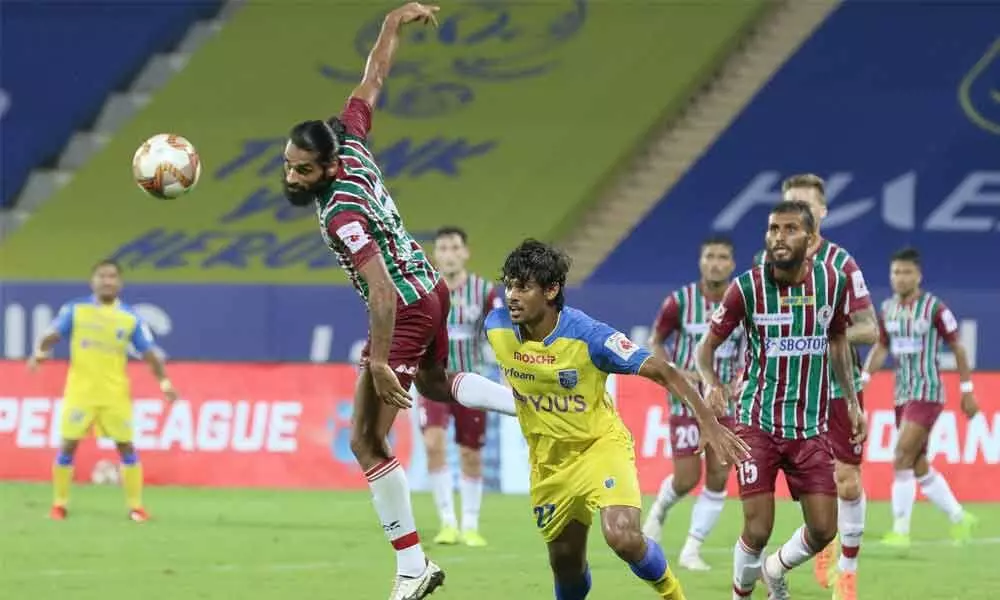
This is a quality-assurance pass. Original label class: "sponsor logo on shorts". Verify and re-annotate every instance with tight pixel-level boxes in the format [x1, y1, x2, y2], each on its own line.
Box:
[503, 366, 536, 381]
[394, 364, 417, 376]
[763, 336, 828, 356]
[512, 390, 586, 413]
[513, 351, 556, 365]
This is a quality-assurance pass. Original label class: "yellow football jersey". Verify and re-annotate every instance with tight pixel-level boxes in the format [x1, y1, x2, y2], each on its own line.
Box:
[485, 306, 650, 456]
[51, 296, 155, 406]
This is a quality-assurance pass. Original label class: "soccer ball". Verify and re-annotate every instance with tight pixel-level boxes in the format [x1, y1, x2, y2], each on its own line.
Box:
[90, 459, 121, 486]
[132, 133, 202, 199]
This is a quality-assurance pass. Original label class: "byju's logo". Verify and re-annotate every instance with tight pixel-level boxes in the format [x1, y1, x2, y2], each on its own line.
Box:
[319, 1, 588, 118]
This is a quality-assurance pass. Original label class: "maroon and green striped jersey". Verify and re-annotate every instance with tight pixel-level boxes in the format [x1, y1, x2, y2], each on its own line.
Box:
[316, 98, 439, 305]
[710, 261, 849, 439]
[446, 273, 502, 373]
[652, 282, 744, 417]
[754, 239, 872, 399]
[878, 292, 960, 405]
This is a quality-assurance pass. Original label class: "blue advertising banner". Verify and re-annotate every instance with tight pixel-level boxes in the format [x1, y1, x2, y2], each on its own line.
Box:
[0, 282, 993, 367]
[0, 1, 221, 206]
[593, 2, 1000, 288]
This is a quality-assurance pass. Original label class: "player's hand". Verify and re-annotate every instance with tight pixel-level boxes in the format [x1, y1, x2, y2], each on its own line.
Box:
[960, 392, 979, 419]
[389, 2, 440, 27]
[682, 369, 702, 387]
[370, 362, 413, 409]
[26, 351, 47, 373]
[160, 380, 179, 403]
[703, 384, 729, 417]
[848, 401, 868, 444]
[698, 419, 751, 467]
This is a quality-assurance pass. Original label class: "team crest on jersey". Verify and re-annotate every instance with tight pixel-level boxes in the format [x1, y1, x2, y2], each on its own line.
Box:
[557, 369, 578, 389]
[913, 319, 930, 334]
[817, 305, 834, 329]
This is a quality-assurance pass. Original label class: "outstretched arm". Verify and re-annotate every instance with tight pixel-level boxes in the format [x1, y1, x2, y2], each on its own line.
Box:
[352, 2, 440, 107]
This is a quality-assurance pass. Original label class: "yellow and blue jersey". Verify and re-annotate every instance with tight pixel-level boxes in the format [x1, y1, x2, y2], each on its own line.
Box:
[50, 296, 155, 406]
[485, 306, 651, 451]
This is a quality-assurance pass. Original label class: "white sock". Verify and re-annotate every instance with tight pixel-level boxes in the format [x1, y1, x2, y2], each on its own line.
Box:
[838, 492, 865, 573]
[428, 468, 457, 529]
[452, 373, 516, 416]
[652, 475, 682, 517]
[891, 469, 916, 535]
[732, 536, 761, 598]
[765, 526, 815, 576]
[687, 488, 726, 549]
[459, 475, 483, 532]
[365, 458, 426, 577]
[918, 469, 964, 523]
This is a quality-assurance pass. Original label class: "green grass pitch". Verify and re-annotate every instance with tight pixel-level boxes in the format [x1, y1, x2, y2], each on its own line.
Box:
[2, 483, 998, 599]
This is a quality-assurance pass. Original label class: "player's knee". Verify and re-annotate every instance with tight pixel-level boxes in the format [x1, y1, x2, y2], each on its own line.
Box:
[893, 445, 919, 470]
[834, 463, 862, 501]
[548, 549, 586, 580]
[741, 524, 771, 552]
[806, 520, 838, 550]
[349, 430, 379, 464]
[704, 465, 729, 493]
[459, 446, 482, 476]
[601, 522, 645, 562]
[59, 439, 80, 457]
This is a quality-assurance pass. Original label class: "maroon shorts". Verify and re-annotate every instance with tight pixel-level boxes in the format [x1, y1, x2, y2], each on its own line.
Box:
[360, 280, 450, 389]
[733, 424, 836, 500]
[419, 396, 487, 450]
[827, 391, 865, 465]
[895, 400, 944, 455]
[670, 414, 736, 458]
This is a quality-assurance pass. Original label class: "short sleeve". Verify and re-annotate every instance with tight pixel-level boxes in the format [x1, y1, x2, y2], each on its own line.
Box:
[652, 295, 680, 339]
[340, 97, 373, 138]
[586, 322, 651, 375]
[709, 281, 747, 339]
[326, 207, 378, 270]
[842, 257, 873, 314]
[130, 318, 155, 353]
[828, 277, 849, 336]
[932, 301, 961, 344]
[50, 303, 74, 338]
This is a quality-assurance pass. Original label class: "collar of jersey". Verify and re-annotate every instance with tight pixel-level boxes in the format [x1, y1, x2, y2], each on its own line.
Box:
[514, 310, 564, 346]
[89, 295, 121, 308]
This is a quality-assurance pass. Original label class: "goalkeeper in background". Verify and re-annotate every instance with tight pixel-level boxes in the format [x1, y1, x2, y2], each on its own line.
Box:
[28, 259, 177, 522]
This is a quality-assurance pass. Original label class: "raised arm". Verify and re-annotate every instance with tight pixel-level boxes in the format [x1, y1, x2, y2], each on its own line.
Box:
[351, 2, 440, 107]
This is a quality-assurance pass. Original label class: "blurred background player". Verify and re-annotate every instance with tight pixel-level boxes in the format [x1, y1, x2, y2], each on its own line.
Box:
[642, 235, 743, 571]
[700, 201, 865, 600]
[770, 174, 879, 597]
[862, 247, 979, 548]
[421, 226, 502, 547]
[27, 259, 177, 522]
[280, 4, 515, 598]
[485, 239, 749, 600]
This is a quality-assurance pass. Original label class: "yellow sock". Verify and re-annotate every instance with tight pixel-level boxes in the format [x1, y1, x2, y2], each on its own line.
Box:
[121, 462, 144, 510]
[52, 464, 73, 507]
[652, 566, 684, 599]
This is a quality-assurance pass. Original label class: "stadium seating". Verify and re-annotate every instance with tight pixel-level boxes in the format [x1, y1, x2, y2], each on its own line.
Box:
[0, 1, 765, 283]
[1, 0, 223, 207]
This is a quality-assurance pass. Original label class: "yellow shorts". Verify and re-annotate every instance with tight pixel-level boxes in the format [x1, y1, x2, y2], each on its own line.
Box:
[529, 429, 642, 542]
[60, 403, 133, 443]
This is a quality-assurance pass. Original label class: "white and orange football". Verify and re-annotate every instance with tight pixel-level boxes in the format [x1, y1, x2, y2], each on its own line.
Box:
[132, 133, 201, 199]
